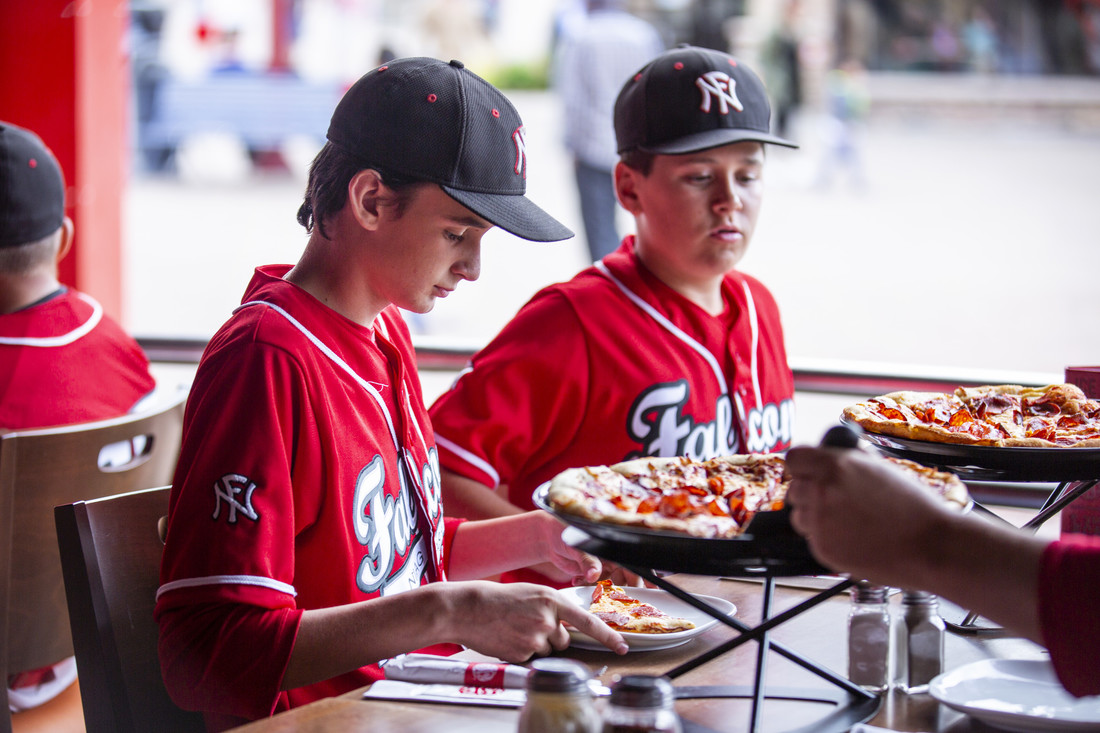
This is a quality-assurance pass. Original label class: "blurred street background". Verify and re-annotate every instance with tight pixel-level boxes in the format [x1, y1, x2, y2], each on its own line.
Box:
[121, 0, 1100, 405]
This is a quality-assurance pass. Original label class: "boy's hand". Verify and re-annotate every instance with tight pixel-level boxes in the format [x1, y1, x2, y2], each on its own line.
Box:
[442, 581, 628, 660]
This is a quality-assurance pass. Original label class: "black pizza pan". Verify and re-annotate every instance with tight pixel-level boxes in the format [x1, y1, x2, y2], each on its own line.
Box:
[840, 417, 1100, 482]
[532, 482, 827, 577]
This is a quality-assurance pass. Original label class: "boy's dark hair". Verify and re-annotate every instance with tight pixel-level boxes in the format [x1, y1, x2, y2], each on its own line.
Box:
[0, 233, 58, 275]
[620, 149, 656, 176]
[296, 143, 420, 240]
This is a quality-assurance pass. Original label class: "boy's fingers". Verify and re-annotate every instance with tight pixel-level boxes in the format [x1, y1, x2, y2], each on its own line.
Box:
[555, 600, 628, 655]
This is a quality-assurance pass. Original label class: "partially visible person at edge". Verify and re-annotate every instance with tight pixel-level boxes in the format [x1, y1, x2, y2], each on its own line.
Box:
[154, 58, 628, 731]
[429, 46, 798, 588]
[786, 443, 1100, 697]
[554, 0, 663, 261]
[0, 121, 156, 731]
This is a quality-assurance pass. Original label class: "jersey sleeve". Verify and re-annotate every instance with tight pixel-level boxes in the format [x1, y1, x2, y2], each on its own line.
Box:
[429, 291, 590, 491]
[159, 338, 318, 608]
[156, 338, 317, 717]
[157, 601, 299, 721]
[1038, 535, 1100, 697]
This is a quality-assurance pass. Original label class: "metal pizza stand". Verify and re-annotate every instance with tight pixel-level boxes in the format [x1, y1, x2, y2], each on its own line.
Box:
[533, 480, 882, 733]
[845, 422, 1100, 633]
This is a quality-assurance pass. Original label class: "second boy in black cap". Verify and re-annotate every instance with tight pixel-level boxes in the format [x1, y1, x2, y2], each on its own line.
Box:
[430, 46, 799, 587]
[155, 57, 626, 729]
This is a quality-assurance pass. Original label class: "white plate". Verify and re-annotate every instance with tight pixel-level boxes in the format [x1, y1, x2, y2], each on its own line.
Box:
[559, 586, 735, 652]
[929, 659, 1100, 732]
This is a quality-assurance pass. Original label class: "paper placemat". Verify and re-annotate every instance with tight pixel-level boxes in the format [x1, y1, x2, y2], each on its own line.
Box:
[363, 680, 526, 708]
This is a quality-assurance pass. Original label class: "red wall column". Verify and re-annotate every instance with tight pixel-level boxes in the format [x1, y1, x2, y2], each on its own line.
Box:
[0, 2, 130, 321]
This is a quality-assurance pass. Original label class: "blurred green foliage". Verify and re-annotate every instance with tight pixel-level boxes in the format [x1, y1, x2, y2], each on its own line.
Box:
[485, 58, 551, 90]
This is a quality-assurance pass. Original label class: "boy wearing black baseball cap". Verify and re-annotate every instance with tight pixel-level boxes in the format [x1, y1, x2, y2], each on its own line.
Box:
[0, 122, 155, 721]
[429, 46, 799, 587]
[156, 57, 625, 729]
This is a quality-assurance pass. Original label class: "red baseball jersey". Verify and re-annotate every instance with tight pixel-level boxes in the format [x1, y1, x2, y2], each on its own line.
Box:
[156, 266, 460, 724]
[430, 237, 795, 583]
[0, 288, 155, 429]
[1040, 535, 1100, 697]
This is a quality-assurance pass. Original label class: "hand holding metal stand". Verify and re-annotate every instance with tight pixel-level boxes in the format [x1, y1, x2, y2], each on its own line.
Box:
[842, 420, 1100, 635]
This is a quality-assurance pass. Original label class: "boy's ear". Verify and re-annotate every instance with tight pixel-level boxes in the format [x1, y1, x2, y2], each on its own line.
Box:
[347, 169, 391, 230]
[55, 217, 74, 263]
[614, 161, 642, 215]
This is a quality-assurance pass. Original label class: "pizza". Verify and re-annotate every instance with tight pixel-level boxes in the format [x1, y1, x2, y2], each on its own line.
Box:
[843, 383, 1100, 448]
[544, 453, 969, 539]
[586, 580, 695, 634]
[547, 454, 786, 539]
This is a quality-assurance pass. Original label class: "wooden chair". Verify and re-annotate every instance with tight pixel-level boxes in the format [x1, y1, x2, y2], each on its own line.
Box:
[54, 486, 204, 733]
[0, 392, 187, 733]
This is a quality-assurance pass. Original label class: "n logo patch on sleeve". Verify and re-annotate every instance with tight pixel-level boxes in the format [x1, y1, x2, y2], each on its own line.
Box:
[212, 473, 260, 524]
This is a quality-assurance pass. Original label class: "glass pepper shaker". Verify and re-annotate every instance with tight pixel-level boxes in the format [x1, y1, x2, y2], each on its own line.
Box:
[601, 675, 682, 733]
[894, 589, 945, 694]
[517, 658, 601, 733]
[848, 581, 892, 693]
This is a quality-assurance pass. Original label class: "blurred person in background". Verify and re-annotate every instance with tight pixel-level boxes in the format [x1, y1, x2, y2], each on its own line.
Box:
[813, 57, 871, 191]
[0, 121, 156, 732]
[760, 0, 804, 140]
[554, 0, 663, 261]
[963, 5, 999, 74]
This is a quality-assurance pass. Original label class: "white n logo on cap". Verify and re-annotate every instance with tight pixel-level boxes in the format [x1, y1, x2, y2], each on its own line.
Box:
[512, 126, 527, 179]
[696, 71, 743, 115]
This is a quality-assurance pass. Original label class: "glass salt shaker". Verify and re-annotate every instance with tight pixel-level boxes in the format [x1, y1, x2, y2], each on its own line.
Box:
[894, 590, 945, 694]
[848, 581, 892, 693]
[601, 675, 682, 733]
[517, 658, 602, 733]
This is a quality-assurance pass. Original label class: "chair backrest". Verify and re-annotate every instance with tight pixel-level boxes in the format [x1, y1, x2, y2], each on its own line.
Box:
[0, 391, 187, 729]
[55, 486, 205, 733]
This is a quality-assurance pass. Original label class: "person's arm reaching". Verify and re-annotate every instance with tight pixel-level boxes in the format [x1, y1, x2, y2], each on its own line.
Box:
[785, 446, 1045, 644]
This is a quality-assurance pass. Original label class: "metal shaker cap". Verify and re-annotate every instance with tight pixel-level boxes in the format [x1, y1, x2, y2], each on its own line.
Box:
[609, 675, 675, 709]
[526, 658, 592, 694]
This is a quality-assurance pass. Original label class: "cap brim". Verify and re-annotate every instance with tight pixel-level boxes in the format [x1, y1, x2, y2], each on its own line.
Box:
[442, 186, 574, 243]
[642, 128, 799, 154]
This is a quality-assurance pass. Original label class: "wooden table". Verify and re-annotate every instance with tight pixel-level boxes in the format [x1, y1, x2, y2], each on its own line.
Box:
[229, 573, 1048, 733]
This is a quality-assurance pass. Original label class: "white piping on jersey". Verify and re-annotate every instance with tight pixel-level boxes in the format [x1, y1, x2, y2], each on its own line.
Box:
[596, 261, 741, 396]
[741, 283, 763, 408]
[156, 574, 297, 600]
[353, 315, 436, 503]
[161, 302, 438, 602]
[595, 261, 762, 424]
[0, 291, 103, 347]
[435, 434, 501, 487]
[236, 300, 401, 451]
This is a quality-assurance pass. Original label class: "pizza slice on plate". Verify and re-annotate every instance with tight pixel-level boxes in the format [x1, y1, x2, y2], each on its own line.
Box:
[587, 580, 695, 634]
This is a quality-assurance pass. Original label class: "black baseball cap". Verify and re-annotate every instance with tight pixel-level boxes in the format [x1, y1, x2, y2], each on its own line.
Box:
[615, 45, 798, 155]
[0, 122, 66, 248]
[327, 57, 573, 243]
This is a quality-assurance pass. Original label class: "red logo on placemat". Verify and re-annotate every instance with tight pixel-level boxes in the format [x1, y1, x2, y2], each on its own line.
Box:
[464, 663, 506, 688]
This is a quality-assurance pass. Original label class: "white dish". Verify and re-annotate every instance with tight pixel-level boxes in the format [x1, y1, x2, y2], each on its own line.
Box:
[559, 585, 734, 652]
[929, 659, 1100, 732]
